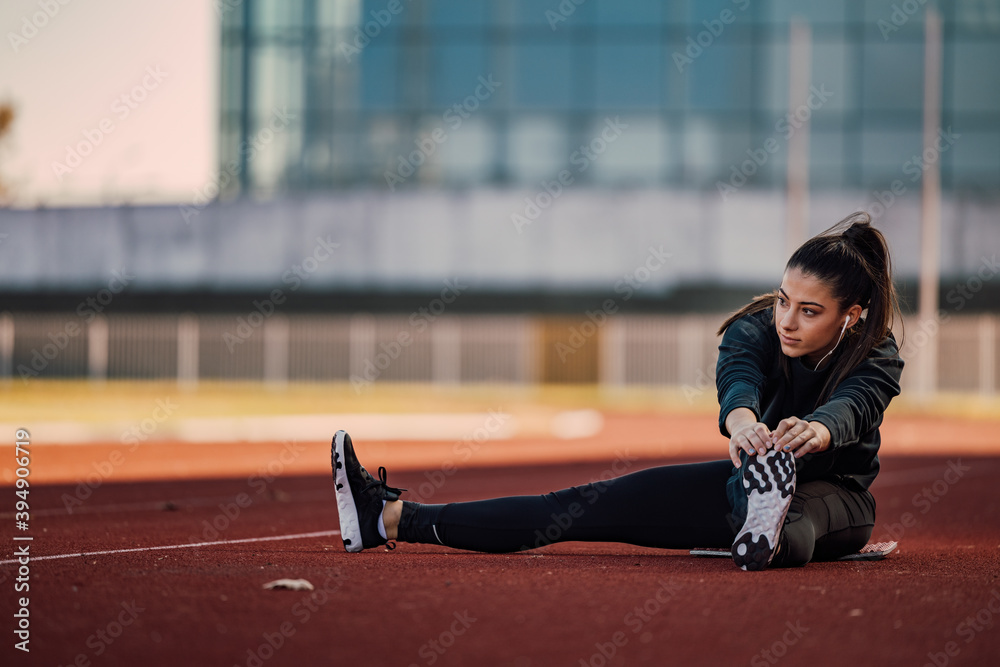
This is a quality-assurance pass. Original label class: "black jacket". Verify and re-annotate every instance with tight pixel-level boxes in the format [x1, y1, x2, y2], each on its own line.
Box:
[715, 308, 904, 514]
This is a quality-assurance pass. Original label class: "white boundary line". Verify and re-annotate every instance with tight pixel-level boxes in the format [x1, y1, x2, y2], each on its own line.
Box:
[0, 530, 341, 566]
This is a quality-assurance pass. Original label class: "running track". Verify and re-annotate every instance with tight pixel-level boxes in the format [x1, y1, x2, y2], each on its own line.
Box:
[2, 453, 999, 666]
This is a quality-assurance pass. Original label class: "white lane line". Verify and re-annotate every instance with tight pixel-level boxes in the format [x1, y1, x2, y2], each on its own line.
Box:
[0, 529, 341, 566]
[0, 489, 334, 519]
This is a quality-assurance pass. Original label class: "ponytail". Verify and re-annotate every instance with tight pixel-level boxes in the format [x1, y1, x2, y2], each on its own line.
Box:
[718, 211, 903, 407]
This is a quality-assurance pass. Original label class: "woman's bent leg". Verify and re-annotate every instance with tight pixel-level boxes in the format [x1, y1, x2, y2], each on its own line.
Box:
[398, 460, 736, 553]
[775, 480, 876, 567]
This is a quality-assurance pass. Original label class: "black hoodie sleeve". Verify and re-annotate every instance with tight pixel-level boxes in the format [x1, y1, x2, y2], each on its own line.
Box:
[804, 334, 904, 449]
[716, 310, 776, 437]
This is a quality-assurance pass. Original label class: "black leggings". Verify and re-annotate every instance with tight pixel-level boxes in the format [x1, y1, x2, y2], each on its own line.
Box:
[397, 460, 876, 567]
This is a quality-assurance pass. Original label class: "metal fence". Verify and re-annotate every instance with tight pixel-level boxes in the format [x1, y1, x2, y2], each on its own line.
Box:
[2, 312, 997, 395]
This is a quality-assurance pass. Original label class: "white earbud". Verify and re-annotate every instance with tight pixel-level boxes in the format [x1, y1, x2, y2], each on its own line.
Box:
[813, 316, 851, 371]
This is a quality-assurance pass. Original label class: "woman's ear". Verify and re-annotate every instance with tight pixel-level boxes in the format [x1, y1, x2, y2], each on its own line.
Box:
[847, 304, 864, 327]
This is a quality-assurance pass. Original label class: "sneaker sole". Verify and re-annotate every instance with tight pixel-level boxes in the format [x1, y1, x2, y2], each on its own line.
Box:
[732, 449, 796, 571]
[331, 430, 363, 553]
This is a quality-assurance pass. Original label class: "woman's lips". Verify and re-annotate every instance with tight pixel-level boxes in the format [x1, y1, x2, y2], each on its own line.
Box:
[779, 334, 799, 346]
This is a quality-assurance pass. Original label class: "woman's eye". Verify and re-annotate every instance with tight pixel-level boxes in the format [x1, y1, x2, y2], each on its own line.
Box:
[803, 309, 814, 316]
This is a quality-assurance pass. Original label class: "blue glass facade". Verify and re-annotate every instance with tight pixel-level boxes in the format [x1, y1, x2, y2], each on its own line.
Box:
[219, 0, 1000, 194]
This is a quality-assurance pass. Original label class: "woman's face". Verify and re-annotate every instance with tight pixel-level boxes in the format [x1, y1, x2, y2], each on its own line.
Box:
[775, 268, 855, 367]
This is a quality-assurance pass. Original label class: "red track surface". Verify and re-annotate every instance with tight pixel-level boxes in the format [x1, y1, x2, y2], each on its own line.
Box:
[3, 453, 999, 666]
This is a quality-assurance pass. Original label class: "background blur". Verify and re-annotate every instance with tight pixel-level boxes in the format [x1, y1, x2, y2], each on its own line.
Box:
[1, 0, 999, 417]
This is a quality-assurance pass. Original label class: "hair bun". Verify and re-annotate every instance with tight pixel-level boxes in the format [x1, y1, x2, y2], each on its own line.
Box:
[843, 224, 866, 242]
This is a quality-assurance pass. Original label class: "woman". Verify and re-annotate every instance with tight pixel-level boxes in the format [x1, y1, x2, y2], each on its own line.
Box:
[331, 212, 905, 570]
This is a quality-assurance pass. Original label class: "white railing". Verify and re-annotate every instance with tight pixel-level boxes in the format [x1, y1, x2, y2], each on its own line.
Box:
[2, 312, 996, 395]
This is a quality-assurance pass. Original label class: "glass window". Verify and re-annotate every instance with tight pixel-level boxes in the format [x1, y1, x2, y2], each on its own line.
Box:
[513, 0, 594, 27]
[860, 128, 923, 188]
[365, 115, 404, 175]
[954, 0, 1000, 33]
[426, 0, 491, 26]
[810, 131, 848, 188]
[594, 0, 664, 25]
[254, 0, 305, 31]
[682, 119, 755, 188]
[220, 46, 244, 115]
[512, 41, 574, 109]
[951, 42, 1000, 113]
[811, 41, 851, 113]
[330, 129, 360, 182]
[863, 0, 926, 25]
[594, 40, 664, 109]
[359, 41, 400, 109]
[318, 0, 360, 29]
[687, 0, 743, 25]
[507, 117, 569, 183]
[252, 46, 305, 118]
[862, 42, 924, 111]
[766, 0, 846, 24]
[434, 117, 496, 185]
[585, 116, 667, 186]
[685, 44, 754, 111]
[429, 41, 492, 108]
[949, 131, 1000, 189]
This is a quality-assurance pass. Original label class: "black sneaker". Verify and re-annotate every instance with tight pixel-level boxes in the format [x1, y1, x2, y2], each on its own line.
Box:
[731, 448, 796, 571]
[331, 430, 406, 553]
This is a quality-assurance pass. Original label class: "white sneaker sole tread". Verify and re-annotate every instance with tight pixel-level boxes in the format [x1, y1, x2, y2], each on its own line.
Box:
[332, 430, 364, 553]
[731, 449, 796, 571]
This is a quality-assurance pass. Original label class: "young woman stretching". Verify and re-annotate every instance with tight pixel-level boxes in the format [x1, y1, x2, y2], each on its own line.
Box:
[331, 212, 904, 570]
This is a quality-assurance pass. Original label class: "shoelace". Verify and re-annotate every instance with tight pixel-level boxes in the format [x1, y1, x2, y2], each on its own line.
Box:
[361, 466, 407, 497]
[360, 467, 406, 552]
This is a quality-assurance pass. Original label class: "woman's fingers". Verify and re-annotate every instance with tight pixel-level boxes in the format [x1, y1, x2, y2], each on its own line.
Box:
[730, 422, 774, 466]
[729, 440, 742, 467]
[773, 419, 809, 450]
[750, 424, 771, 454]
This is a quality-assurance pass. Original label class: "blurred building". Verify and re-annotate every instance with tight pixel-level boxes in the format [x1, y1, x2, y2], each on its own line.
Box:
[2, 0, 999, 388]
[219, 0, 999, 195]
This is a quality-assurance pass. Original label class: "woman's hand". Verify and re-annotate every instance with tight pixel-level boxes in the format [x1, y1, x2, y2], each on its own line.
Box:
[770, 417, 832, 458]
[726, 408, 772, 467]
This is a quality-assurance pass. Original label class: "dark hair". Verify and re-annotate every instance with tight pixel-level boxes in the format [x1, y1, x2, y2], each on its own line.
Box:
[717, 211, 903, 406]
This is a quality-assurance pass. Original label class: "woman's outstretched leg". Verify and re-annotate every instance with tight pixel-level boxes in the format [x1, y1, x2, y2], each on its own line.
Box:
[332, 429, 736, 554]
